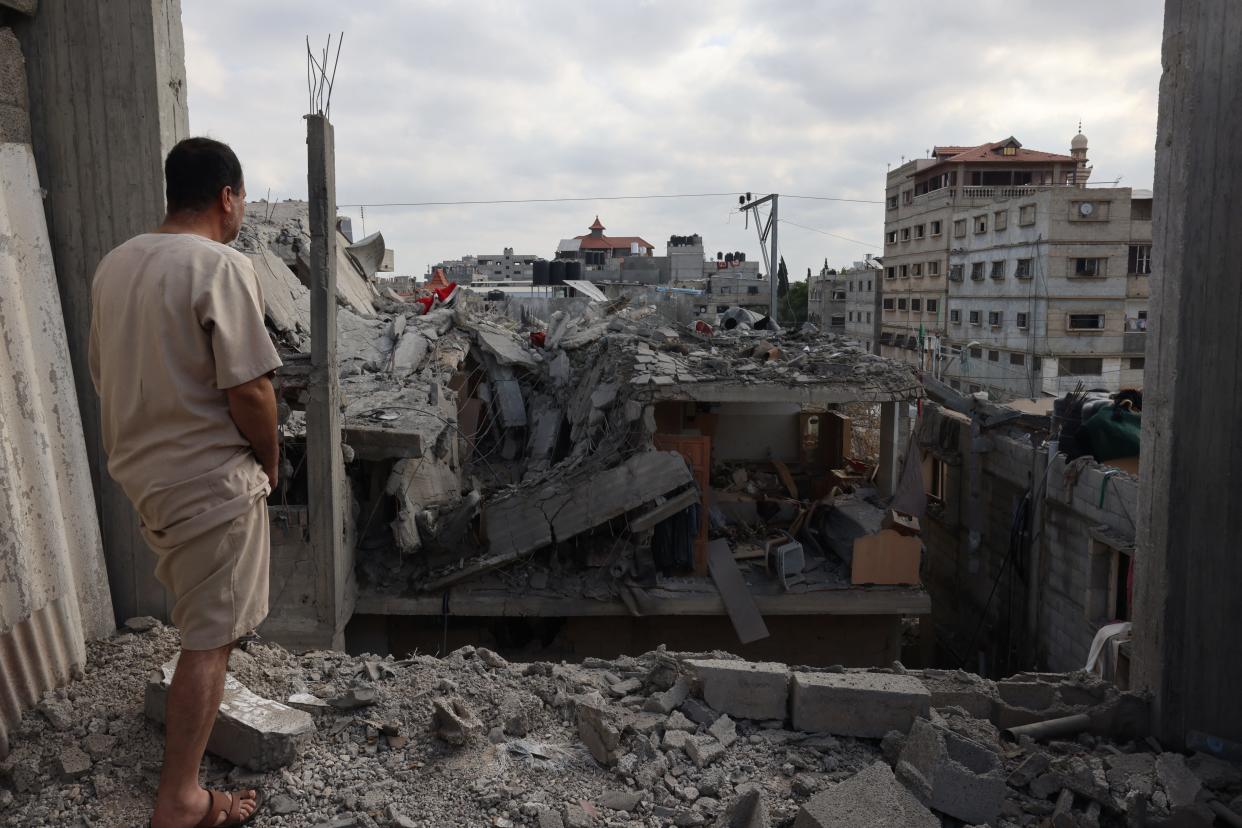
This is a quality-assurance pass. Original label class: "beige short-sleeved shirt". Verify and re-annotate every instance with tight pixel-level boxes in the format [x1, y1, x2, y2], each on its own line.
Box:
[89, 232, 283, 536]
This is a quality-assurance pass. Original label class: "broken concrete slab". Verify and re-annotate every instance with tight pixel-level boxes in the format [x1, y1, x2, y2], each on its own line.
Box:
[712, 788, 769, 828]
[790, 671, 930, 737]
[895, 715, 1006, 825]
[687, 660, 789, 722]
[475, 326, 538, 369]
[686, 736, 726, 768]
[1156, 752, 1203, 808]
[644, 675, 691, 714]
[793, 760, 938, 828]
[145, 660, 315, 770]
[462, 451, 694, 586]
[576, 694, 623, 766]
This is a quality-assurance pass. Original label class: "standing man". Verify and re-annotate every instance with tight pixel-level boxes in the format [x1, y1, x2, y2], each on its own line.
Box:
[90, 137, 281, 827]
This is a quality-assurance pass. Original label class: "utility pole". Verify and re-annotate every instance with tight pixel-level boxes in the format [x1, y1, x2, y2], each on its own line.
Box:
[738, 194, 779, 325]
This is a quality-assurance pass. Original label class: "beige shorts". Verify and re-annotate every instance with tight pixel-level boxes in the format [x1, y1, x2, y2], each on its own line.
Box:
[148, 498, 271, 651]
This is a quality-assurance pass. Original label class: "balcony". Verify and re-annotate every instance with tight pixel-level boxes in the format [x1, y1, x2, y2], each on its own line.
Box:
[960, 185, 1052, 200]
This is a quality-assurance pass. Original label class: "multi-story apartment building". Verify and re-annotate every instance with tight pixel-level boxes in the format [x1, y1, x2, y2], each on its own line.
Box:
[842, 259, 882, 352]
[880, 135, 1091, 367]
[939, 186, 1151, 398]
[807, 264, 846, 333]
[477, 248, 539, 281]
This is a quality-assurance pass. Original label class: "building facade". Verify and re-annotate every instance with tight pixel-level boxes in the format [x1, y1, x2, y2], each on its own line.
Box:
[938, 186, 1150, 397]
[556, 216, 654, 270]
[880, 135, 1091, 368]
[843, 259, 882, 352]
[807, 265, 846, 334]
[477, 248, 538, 282]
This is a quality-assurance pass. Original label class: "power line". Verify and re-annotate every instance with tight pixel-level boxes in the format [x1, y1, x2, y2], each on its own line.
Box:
[777, 218, 876, 248]
[337, 191, 884, 210]
[337, 192, 745, 209]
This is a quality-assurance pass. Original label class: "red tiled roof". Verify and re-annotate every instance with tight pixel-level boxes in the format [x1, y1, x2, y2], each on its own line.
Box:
[575, 234, 654, 251]
[924, 138, 1077, 171]
[589, 216, 605, 231]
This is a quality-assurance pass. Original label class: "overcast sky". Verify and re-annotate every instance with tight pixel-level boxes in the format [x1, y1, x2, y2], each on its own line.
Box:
[183, 1, 1163, 280]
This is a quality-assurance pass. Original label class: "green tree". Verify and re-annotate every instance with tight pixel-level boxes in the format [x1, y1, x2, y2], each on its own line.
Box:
[784, 279, 809, 325]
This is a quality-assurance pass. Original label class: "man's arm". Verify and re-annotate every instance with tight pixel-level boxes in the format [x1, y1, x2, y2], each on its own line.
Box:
[226, 374, 279, 489]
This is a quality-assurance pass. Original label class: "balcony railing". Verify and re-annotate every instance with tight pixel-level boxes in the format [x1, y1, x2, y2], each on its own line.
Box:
[911, 183, 1062, 208]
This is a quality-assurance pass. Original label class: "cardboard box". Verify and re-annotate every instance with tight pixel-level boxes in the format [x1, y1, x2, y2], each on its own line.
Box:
[851, 529, 922, 585]
[882, 510, 921, 537]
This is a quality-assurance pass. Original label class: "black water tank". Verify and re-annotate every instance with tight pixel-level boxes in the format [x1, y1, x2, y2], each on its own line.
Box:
[549, 260, 566, 285]
[724, 252, 735, 264]
[532, 260, 550, 285]
[564, 261, 582, 283]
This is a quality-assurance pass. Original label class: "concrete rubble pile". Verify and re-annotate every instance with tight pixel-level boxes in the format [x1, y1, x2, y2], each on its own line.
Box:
[235, 209, 923, 609]
[4, 621, 1241, 827]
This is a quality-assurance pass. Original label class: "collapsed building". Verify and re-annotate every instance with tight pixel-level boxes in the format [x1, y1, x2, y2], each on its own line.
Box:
[231, 203, 930, 666]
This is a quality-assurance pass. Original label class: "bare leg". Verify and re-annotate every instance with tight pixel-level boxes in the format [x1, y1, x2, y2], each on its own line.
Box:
[150, 643, 258, 827]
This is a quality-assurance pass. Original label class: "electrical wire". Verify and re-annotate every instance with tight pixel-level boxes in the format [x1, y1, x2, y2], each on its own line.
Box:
[776, 219, 876, 249]
[338, 191, 885, 209]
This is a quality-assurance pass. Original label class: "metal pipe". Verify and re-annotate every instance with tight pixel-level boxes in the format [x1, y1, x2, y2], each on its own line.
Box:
[1210, 800, 1242, 828]
[1003, 713, 1092, 742]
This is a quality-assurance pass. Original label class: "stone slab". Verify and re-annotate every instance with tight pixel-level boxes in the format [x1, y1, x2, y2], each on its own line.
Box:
[791, 671, 930, 737]
[687, 660, 789, 722]
[145, 658, 315, 770]
[793, 760, 938, 828]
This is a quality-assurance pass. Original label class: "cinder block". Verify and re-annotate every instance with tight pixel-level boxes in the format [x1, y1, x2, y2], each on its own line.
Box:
[686, 659, 789, 721]
[896, 716, 1006, 825]
[790, 671, 930, 737]
[145, 658, 315, 770]
[794, 760, 938, 828]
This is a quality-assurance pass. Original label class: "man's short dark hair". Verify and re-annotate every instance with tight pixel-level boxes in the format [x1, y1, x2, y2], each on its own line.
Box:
[165, 137, 243, 213]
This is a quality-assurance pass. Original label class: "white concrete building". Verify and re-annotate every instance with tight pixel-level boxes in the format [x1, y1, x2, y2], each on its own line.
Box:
[843, 259, 882, 352]
[938, 185, 1151, 398]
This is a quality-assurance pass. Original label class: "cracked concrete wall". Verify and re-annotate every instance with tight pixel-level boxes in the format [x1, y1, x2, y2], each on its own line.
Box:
[0, 139, 114, 757]
[14, 0, 189, 621]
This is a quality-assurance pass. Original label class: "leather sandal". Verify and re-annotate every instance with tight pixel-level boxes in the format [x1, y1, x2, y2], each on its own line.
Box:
[194, 789, 264, 827]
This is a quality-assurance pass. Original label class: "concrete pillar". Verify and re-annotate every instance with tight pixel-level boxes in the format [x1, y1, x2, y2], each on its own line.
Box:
[1132, 0, 1242, 748]
[877, 401, 900, 497]
[15, 0, 188, 623]
[305, 114, 352, 650]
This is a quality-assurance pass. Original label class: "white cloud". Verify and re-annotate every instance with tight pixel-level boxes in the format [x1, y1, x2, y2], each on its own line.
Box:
[181, 0, 1163, 278]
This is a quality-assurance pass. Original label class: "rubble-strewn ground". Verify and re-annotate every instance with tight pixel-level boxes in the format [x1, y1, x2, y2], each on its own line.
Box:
[3, 621, 1241, 827]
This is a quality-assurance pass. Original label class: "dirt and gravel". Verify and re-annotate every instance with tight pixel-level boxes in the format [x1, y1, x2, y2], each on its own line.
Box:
[2, 621, 1241, 828]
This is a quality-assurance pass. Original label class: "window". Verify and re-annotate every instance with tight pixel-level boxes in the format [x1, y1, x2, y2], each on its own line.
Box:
[887, 195, 898, 211]
[848, 312, 854, 322]
[901, 227, 911, 241]
[883, 298, 895, 310]
[927, 261, 940, 276]
[1033, 355, 1042, 370]
[1129, 357, 1146, 369]
[954, 219, 967, 238]
[1131, 200, 1152, 220]
[913, 263, 923, 277]
[1072, 257, 1106, 277]
[747, 285, 759, 295]
[1016, 312, 1028, 329]
[974, 215, 988, 234]
[971, 262, 985, 280]
[988, 310, 1003, 327]
[1015, 258, 1032, 279]
[991, 260, 1006, 280]
[903, 190, 913, 205]
[1002, 145, 1017, 156]
[949, 264, 964, 282]
[900, 265, 909, 279]
[886, 267, 895, 279]
[915, 224, 925, 239]
[1010, 353, 1026, 366]
[1019, 204, 1037, 225]
[994, 210, 1008, 231]
[926, 299, 939, 313]
[930, 220, 942, 236]
[887, 231, 897, 244]
[1128, 244, 1152, 275]
[897, 298, 908, 310]
[1061, 357, 1104, 376]
[911, 298, 922, 312]
[1068, 313, 1106, 331]
[988, 350, 1000, 362]
[866, 312, 872, 323]
[969, 310, 981, 326]
[969, 347, 983, 359]
[949, 308, 961, 324]
[1087, 536, 1134, 625]
[830, 315, 845, 327]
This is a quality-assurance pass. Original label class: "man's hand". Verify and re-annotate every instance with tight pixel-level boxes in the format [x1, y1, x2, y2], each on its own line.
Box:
[225, 375, 279, 490]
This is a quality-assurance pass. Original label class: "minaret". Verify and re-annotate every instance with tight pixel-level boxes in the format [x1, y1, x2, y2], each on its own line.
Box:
[1070, 123, 1091, 185]
[588, 216, 605, 239]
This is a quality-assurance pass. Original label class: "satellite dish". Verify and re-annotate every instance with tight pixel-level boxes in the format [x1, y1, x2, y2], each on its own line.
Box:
[1078, 202, 1095, 217]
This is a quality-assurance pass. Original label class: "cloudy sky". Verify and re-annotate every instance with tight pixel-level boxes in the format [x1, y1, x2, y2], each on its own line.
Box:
[183, 1, 1164, 280]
